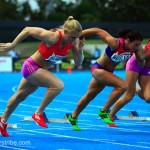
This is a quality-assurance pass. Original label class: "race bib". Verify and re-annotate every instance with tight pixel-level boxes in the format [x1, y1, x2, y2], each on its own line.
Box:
[46, 53, 66, 64]
[111, 52, 131, 63]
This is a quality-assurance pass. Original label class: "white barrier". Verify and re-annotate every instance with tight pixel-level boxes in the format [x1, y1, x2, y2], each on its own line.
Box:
[0, 57, 13, 72]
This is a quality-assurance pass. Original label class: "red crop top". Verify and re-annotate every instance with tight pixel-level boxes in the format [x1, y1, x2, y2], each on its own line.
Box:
[38, 31, 73, 64]
[144, 40, 150, 57]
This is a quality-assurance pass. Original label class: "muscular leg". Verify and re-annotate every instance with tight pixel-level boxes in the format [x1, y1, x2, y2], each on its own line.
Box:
[72, 69, 127, 118]
[26, 69, 64, 114]
[72, 77, 105, 118]
[2, 68, 63, 122]
[2, 78, 38, 122]
[136, 88, 145, 100]
[93, 69, 128, 111]
[110, 70, 139, 118]
[138, 75, 150, 103]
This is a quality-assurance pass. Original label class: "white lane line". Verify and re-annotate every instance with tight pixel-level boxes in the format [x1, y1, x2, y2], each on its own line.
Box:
[0, 145, 28, 150]
[138, 142, 150, 145]
[14, 129, 150, 149]
[0, 99, 150, 127]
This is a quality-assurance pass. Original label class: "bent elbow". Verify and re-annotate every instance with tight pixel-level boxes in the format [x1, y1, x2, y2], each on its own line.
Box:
[23, 27, 31, 35]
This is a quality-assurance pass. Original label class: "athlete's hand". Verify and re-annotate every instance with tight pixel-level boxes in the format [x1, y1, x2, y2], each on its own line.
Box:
[144, 47, 150, 56]
[140, 47, 150, 60]
[0, 43, 15, 52]
[78, 37, 85, 52]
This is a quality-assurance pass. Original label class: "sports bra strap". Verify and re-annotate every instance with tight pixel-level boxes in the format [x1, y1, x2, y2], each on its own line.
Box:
[118, 38, 124, 49]
[57, 31, 62, 43]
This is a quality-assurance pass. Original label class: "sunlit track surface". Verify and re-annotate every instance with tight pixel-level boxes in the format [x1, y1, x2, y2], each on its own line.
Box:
[0, 71, 150, 150]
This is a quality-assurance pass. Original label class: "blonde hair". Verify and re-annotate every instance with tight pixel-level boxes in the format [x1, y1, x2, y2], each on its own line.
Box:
[63, 16, 82, 33]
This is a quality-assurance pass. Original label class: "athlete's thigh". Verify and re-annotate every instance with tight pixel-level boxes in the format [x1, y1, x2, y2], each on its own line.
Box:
[88, 77, 105, 95]
[17, 78, 38, 96]
[92, 69, 125, 87]
[138, 75, 150, 96]
[125, 70, 139, 92]
[26, 68, 62, 87]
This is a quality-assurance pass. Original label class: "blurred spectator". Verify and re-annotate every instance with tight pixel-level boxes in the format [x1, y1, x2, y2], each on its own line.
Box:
[93, 45, 101, 59]
[7, 49, 20, 59]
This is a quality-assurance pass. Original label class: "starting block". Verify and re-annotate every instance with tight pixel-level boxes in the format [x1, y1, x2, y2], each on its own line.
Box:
[98, 111, 150, 121]
[64, 113, 71, 119]
[8, 124, 18, 129]
[114, 111, 150, 121]
[21, 112, 69, 124]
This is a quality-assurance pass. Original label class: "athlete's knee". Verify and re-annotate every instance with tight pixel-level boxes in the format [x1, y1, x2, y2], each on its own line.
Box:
[57, 80, 64, 92]
[125, 94, 134, 103]
[50, 80, 64, 93]
[117, 82, 128, 93]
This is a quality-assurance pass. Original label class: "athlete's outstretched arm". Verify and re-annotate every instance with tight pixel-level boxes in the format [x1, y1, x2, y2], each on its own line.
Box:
[72, 38, 85, 67]
[81, 27, 118, 49]
[134, 47, 150, 67]
[0, 27, 57, 52]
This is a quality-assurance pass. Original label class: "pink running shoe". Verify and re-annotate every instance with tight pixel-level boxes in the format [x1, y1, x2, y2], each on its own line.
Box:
[108, 117, 117, 128]
[32, 113, 48, 128]
[0, 117, 9, 136]
[108, 123, 117, 127]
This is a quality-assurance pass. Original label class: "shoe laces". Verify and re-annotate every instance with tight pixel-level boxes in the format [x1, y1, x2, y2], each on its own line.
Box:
[35, 113, 44, 121]
[99, 110, 110, 119]
[0, 120, 7, 130]
[69, 115, 77, 125]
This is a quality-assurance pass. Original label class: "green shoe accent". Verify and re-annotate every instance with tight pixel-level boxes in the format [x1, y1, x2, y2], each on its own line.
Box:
[68, 114, 80, 131]
[72, 125, 80, 131]
[98, 110, 114, 124]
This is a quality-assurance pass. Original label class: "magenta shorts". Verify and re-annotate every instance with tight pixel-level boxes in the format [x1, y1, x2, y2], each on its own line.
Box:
[21, 57, 41, 78]
[126, 55, 150, 76]
[91, 61, 113, 73]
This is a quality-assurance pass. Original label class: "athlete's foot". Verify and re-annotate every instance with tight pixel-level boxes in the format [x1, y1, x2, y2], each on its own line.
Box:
[108, 124, 117, 127]
[98, 109, 115, 124]
[67, 114, 80, 131]
[0, 117, 9, 137]
[108, 117, 117, 127]
[32, 113, 48, 128]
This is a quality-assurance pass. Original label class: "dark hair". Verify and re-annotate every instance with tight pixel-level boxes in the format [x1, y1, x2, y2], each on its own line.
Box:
[118, 29, 143, 42]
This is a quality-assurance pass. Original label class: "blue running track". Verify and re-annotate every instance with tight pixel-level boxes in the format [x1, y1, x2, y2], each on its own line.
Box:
[0, 70, 150, 150]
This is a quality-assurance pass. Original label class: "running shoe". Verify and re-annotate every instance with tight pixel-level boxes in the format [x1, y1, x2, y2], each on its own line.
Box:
[107, 117, 117, 127]
[0, 117, 9, 137]
[32, 113, 48, 128]
[67, 114, 80, 131]
[107, 123, 117, 127]
[98, 109, 115, 124]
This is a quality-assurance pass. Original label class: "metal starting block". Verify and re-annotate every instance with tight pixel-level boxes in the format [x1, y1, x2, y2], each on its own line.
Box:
[8, 124, 18, 129]
[114, 111, 150, 121]
[22, 112, 69, 124]
[64, 113, 71, 119]
[98, 111, 150, 121]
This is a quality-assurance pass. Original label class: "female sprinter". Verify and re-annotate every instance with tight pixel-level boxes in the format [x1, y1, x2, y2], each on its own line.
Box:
[0, 16, 84, 136]
[67, 27, 144, 130]
[109, 40, 150, 125]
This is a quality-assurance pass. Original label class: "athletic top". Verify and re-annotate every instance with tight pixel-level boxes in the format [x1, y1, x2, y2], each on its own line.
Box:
[38, 31, 73, 64]
[144, 40, 150, 57]
[105, 38, 133, 63]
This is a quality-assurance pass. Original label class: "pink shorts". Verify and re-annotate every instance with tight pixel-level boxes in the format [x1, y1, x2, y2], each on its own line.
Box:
[126, 55, 150, 76]
[21, 57, 41, 78]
